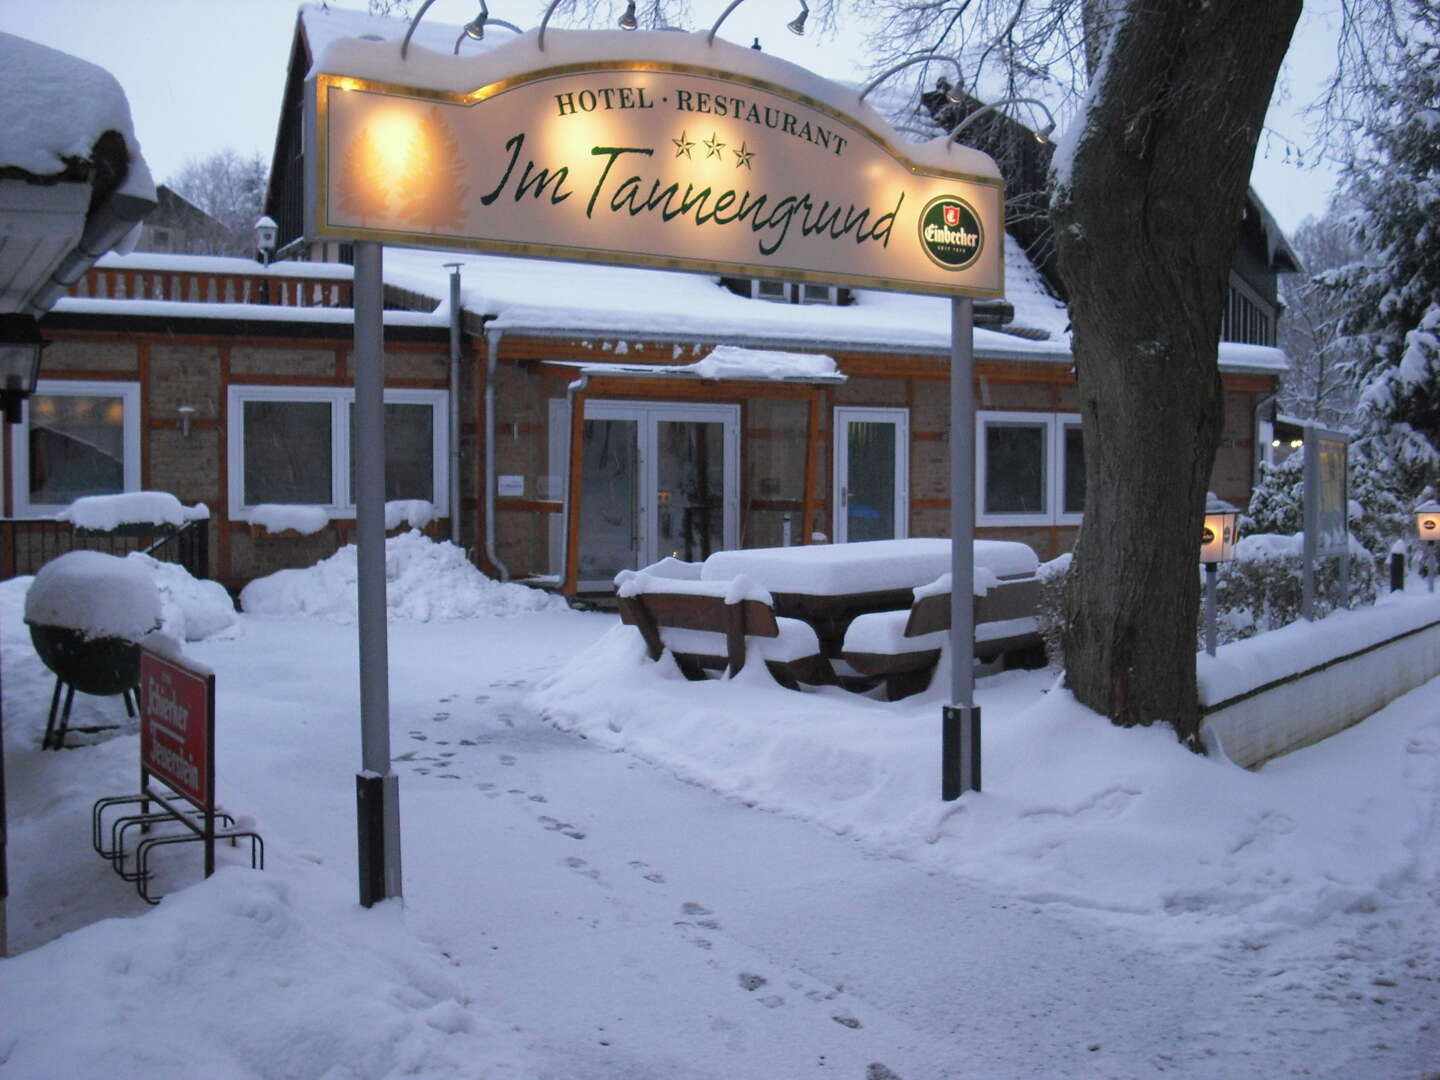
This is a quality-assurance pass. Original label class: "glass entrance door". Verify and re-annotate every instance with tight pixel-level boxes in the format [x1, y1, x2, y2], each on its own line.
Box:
[576, 416, 640, 583]
[574, 401, 739, 589]
[833, 407, 909, 543]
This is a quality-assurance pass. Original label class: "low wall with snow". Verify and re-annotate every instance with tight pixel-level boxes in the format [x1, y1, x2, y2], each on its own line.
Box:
[1198, 591, 1440, 768]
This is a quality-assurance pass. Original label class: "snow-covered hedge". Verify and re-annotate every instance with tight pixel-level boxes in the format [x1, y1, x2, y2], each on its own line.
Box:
[1034, 535, 1379, 665]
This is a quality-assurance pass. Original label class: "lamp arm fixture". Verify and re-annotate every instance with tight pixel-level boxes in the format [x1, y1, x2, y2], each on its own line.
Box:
[454, 18, 522, 53]
[948, 96, 1058, 146]
[857, 55, 966, 105]
[706, 0, 749, 43]
[400, 0, 443, 61]
[402, 0, 510, 60]
[537, 0, 566, 50]
[708, 0, 807, 46]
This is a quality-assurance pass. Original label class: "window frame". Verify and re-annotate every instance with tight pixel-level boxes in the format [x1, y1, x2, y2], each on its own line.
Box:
[10, 379, 142, 518]
[227, 385, 449, 519]
[975, 410, 1084, 527]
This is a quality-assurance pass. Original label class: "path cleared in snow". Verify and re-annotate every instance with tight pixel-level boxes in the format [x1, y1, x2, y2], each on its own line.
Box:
[2, 575, 1437, 1077]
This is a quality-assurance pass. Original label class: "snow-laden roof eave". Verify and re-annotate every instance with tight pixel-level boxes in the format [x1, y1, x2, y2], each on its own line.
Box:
[1247, 187, 1303, 275]
[95, 251, 356, 279]
[49, 296, 446, 328]
[1, 32, 158, 315]
[1217, 341, 1290, 376]
[541, 361, 847, 386]
[492, 318, 1073, 363]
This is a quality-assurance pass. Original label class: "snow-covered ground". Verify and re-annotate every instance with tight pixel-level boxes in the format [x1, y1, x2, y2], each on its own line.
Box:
[2, 536, 1437, 1078]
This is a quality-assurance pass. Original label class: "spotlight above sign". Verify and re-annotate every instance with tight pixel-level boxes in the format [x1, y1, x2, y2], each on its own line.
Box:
[305, 30, 1004, 299]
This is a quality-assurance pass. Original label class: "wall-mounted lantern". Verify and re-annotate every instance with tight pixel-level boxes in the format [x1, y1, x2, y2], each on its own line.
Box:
[0, 313, 48, 424]
[1201, 494, 1240, 656]
[254, 215, 278, 267]
[178, 404, 195, 439]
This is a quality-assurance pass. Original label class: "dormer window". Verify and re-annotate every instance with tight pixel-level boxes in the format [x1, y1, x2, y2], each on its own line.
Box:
[751, 278, 792, 303]
[798, 283, 839, 305]
[725, 277, 851, 306]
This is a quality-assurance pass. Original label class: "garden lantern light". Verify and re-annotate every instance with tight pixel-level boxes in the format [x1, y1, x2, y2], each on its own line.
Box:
[1417, 499, 1440, 592]
[1201, 495, 1239, 656]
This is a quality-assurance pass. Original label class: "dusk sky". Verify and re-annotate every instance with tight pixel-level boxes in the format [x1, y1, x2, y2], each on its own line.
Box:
[5, 0, 1347, 234]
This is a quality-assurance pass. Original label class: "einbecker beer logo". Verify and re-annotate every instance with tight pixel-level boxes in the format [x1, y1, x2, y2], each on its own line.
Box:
[918, 195, 984, 270]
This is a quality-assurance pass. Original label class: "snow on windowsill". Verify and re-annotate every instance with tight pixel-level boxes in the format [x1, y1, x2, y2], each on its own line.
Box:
[58, 492, 209, 531]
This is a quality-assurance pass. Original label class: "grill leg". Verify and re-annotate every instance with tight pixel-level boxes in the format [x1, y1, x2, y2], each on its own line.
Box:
[43, 677, 64, 750]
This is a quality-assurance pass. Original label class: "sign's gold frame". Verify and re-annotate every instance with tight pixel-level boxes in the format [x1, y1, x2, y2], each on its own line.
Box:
[308, 59, 1005, 299]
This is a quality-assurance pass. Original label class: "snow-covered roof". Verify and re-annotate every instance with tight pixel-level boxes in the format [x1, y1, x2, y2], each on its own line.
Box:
[94, 251, 354, 279]
[556, 344, 846, 384]
[0, 32, 154, 201]
[49, 295, 445, 329]
[379, 235, 1073, 362]
[1, 32, 157, 317]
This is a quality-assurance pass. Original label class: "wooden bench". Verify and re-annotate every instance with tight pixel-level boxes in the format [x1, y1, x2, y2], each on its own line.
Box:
[841, 574, 1044, 699]
[615, 570, 835, 690]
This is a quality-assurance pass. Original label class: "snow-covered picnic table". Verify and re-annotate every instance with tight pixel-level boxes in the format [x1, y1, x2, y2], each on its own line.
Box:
[699, 538, 1040, 653]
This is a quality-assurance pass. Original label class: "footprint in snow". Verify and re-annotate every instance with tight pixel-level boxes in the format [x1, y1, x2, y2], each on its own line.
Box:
[628, 860, 665, 884]
[539, 815, 586, 840]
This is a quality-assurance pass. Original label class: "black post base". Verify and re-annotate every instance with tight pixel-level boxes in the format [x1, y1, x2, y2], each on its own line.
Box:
[942, 704, 981, 800]
[356, 773, 390, 907]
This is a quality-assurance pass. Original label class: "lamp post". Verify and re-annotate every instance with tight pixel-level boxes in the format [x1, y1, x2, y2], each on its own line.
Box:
[1201, 495, 1239, 656]
[1416, 499, 1440, 593]
[0, 312, 48, 958]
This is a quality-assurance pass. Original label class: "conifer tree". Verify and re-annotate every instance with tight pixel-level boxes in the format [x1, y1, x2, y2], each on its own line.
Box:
[400, 107, 469, 232]
[1331, 1, 1440, 503]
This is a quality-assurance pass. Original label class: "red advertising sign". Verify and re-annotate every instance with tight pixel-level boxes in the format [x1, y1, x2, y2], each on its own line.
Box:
[139, 648, 214, 808]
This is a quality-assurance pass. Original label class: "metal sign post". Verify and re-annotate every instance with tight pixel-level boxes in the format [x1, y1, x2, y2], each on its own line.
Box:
[353, 240, 402, 907]
[1301, 425, 1350, 620]
[943, 296, 980, 799]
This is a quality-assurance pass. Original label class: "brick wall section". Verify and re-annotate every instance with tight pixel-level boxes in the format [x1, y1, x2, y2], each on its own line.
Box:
[230, 346, 336, 380]
[19, 321, 1276, 591]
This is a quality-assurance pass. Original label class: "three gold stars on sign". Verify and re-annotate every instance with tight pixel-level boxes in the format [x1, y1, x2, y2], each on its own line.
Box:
[673, 131, 756, 169]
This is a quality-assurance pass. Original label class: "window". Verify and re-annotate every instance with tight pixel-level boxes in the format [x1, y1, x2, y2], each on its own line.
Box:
[799, 283, 839, 305]
[751, 279, 792, 303]
[10, 380, 141, 517]
[228, 386, 447, 517]
[976, 411, 1083, 527]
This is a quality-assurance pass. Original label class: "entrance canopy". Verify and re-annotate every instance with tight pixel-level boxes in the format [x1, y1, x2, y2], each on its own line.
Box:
[306, 28, 1003, 299]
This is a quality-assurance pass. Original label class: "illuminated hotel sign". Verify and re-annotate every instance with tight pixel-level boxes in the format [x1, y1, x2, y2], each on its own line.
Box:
[307, 51, 1003, 298]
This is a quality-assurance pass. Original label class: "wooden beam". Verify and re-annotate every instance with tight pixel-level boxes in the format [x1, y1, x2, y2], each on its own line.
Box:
[803, 390, 820, 543]
[565, 385, 587, 594]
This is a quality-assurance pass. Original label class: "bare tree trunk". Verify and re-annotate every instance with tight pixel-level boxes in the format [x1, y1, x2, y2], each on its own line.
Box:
[1054, 0, 1300, 744]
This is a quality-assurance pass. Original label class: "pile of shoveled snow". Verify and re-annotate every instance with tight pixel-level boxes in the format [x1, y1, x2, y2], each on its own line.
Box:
[239, 530, 568, 621]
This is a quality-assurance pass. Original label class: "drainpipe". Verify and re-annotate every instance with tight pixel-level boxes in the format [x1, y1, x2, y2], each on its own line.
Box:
[560, 373, 590, 591]
[484, 327, 510, 581]
[1253, 391, 1278, 489]
[444, 264, 462, 546]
